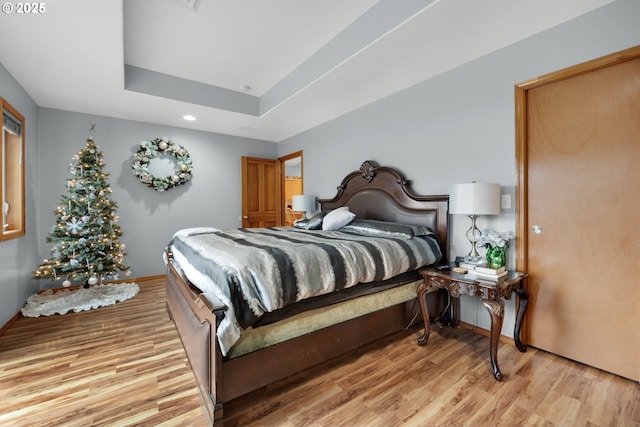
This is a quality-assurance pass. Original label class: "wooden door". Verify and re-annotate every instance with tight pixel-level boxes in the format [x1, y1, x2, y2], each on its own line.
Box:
[516, 46, 640, 381]
[241, 157, 281, 228]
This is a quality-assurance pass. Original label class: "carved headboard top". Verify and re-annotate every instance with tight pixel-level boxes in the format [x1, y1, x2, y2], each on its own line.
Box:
[318, 161, 449, 256]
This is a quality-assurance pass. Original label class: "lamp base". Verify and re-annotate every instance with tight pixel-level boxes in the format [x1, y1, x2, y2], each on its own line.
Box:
[464, 214, 482, 260]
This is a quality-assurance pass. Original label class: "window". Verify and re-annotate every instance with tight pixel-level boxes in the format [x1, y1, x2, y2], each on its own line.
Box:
[1, 97, 25, 241]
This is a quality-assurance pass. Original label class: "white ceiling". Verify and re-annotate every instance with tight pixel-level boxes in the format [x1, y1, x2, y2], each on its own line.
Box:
[0, 0, 613, 142]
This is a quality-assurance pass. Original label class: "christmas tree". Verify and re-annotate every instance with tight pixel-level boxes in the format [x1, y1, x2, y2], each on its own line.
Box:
[33, 135, 130, 287]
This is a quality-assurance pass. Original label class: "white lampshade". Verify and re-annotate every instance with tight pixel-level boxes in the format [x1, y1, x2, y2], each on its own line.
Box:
[292, 194, 316, 213]
[449, 183, 500, 215]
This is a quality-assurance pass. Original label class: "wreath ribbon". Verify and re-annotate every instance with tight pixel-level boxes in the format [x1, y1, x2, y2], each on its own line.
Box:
[132, 137, 192, 191]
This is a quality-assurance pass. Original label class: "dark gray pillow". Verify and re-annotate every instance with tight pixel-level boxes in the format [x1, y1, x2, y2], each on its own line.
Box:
[340, 219, 433, 239]
[293, 211, 325, 230]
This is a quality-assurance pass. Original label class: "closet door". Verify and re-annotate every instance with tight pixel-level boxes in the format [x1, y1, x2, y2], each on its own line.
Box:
[516, 47, 640, 381]
[241, 157, 281, 228]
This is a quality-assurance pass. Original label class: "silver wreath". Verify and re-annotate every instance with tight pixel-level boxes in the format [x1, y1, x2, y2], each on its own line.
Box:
[132, 137, 193, 191]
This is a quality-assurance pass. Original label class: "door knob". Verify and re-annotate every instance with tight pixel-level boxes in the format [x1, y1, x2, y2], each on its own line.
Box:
[531, 224, 543, 234]
[242, 216, 249, 219]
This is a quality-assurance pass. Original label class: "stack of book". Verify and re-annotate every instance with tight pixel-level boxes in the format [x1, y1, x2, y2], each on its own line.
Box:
[457, 261, 481, 270]
[473, 265, 507, 281]
[455, 257, 484, 271]
[454, 257, 509, 281]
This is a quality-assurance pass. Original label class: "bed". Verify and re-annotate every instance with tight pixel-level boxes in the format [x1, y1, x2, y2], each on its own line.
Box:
[164, 160, 449, 426]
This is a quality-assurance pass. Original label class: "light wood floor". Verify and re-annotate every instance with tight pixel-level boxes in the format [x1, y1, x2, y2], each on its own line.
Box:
[1, 278, 638, 426]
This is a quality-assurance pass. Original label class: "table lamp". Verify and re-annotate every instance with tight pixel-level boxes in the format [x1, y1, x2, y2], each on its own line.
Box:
[292, 194, 316, 219]
[450, 182, 500, 263]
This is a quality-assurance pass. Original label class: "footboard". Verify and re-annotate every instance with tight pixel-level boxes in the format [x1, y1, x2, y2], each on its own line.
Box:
[165, 256, 224, 425]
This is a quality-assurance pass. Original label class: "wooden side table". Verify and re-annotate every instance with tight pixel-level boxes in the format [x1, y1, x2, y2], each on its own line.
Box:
[417, 267, 529, 380]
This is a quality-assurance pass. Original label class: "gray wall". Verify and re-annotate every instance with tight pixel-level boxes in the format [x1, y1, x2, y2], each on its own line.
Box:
[277, 0, 640, 334]
[0, 64, 41, 327]
[37, 109, 278, 285]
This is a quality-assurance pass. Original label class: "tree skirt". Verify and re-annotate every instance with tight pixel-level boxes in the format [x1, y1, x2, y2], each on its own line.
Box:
[21, 283, 140, 317]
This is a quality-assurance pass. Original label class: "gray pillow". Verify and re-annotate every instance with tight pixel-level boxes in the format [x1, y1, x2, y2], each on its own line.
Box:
[293, 211, 325, 230]
[341, 219, 433, 239]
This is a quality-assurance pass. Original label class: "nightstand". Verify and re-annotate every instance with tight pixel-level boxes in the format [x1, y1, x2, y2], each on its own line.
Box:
[417, 267, 529, 380]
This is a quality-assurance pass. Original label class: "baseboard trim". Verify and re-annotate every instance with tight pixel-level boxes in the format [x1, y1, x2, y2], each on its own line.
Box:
[457, 320, 516, 346]
[0, 313, 20, 338]
[0, 274, 165, 338]
[126, 274, 165, 285]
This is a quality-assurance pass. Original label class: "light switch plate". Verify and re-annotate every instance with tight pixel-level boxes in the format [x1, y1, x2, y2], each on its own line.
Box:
[500, 186, 515, 213]
[501, 194, 511, 209]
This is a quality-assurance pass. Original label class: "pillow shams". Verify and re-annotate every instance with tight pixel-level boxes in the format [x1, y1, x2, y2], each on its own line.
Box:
[293, 212, 325, 230]
[341, 219, 434, 239]
[409, 224, 435, 237]
[322, 207, 356, 230]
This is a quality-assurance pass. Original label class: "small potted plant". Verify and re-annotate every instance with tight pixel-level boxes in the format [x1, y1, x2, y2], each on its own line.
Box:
[478, 229, 514, 269]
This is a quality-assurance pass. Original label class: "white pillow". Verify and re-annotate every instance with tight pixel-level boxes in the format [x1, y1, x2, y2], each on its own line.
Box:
[322, 206, 356, 231]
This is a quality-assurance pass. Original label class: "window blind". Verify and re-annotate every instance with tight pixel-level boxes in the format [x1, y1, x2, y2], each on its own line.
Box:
[3, 110, 22, 136]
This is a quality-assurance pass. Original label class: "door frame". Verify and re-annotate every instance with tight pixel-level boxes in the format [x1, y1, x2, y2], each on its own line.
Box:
[279, 150, 303, 225]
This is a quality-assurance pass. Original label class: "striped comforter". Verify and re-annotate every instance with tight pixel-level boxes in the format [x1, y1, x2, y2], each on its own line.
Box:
[168, 226, 442, 355]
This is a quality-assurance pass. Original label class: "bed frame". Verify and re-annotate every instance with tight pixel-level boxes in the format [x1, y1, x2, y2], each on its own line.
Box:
[165, 160, 449, 426]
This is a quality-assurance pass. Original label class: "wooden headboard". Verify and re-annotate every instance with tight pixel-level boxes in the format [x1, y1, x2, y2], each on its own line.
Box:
[318, 160, 449, 258]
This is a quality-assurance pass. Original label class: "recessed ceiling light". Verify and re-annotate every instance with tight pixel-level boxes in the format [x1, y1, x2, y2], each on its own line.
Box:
[183, 115, 196, 121]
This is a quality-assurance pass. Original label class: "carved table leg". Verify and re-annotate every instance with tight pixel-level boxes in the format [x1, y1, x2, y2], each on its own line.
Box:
[450, 295, 460, 327]
[482, 299, 505, 381]
[433, 293, 451, 326]
[416, 282, 431, 346]
[514, 287, 529, 352]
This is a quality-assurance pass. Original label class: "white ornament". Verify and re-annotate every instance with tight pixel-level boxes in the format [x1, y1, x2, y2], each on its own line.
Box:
[158, 141, 168, 150]
[66, 217, 84, 234]
[87, 276, 98, 285]
[120, 243, 126, 250]
[125, 270, 132, 277]
[62, 280, 71, 287]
